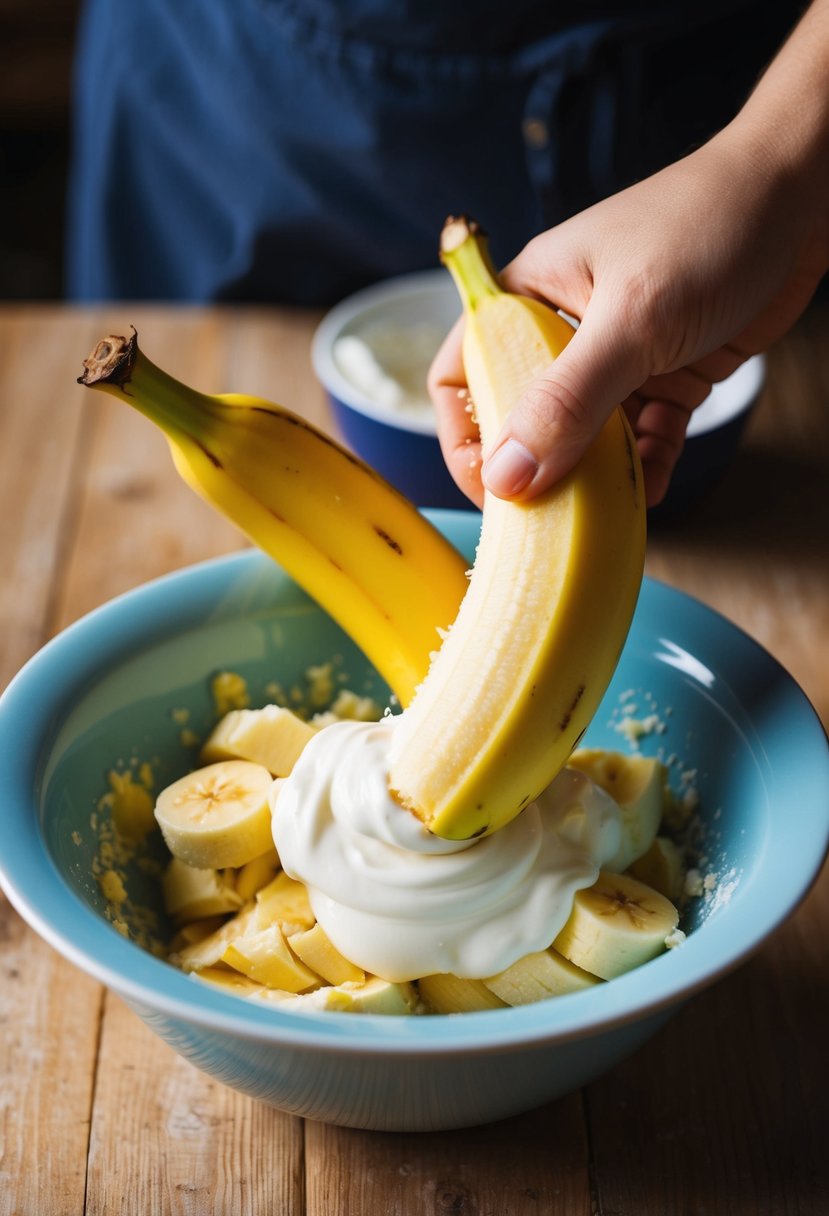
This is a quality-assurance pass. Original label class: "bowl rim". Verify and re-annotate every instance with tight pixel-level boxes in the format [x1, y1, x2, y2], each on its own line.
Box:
[1, 519, 827, 1056]
[310, 268, 455, 437]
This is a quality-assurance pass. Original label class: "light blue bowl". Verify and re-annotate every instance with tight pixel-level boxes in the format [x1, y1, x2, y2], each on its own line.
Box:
[1, 511, 827, 1131]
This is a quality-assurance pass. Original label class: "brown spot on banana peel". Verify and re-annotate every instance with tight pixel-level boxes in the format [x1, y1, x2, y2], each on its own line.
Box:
[373, 526, 403, 555]
[558, 683, 586, 732]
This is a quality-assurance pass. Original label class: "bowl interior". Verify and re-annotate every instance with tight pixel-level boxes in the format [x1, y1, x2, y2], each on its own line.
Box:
[311, 269, 459, 434]
[2, 511, 827, 1051]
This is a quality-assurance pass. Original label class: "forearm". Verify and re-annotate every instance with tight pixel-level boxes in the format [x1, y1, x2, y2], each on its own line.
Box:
[726, 0, 829, 264]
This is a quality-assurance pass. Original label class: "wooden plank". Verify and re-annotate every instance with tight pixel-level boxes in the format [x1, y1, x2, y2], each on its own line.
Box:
[0, 895, 103, 1216]
[84, 994, 305, 1216]
[585, 871, 829, 1214]
[0, 307, 97, 688]
[0, 306, 108, 1216]
[305, 1094, 591, 1216]
[57, 308, 315, 1215]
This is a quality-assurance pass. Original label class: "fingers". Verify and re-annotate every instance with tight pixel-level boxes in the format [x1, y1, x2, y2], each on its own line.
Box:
[627, 397, 697, 507]
[480, 297, 649, 499]
[428, 317, 484, 508]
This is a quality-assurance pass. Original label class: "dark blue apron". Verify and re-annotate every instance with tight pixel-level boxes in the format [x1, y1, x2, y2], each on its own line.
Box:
[66, 0, 800, 304]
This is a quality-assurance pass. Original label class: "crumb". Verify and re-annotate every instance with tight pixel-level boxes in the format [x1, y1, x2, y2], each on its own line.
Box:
[684, 868, 704, 898]
[665, 928, 687, 949]
[211, 671, 250, 717]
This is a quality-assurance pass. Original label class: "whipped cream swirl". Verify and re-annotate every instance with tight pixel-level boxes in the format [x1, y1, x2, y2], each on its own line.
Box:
[271, 718, 622, 982]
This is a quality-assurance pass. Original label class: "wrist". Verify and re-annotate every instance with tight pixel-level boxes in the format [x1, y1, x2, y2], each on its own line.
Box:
[726, 1, 829, 263]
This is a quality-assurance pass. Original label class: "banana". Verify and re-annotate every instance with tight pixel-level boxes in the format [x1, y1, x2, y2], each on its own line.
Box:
[628, 835, 686, 902]
[552, 870, 679, 980]
[77, 332, 469, 707]
[154, 759, 274, 869]
[161, 856, 244, 922]
[387, 217, 646, 839]
[483, 947, 600, 1006]
[201, 705, 318, 775]
[222, 923, 323, 992]
[233, 847, 281, 901]
[250, 976, 418, 1015]
[568, 749, 667, 871]
[418, 973, 508, 1013]
[254, 870, 316, 936]
[287, 923, 366, 986]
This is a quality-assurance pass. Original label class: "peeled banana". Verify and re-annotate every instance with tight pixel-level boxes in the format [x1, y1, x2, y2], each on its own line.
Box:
[77, 331, 469, 707]
[388, 217, 646, 839]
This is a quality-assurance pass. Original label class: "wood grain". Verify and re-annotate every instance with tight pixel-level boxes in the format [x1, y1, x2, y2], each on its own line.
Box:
[0, 303, 826, 1215]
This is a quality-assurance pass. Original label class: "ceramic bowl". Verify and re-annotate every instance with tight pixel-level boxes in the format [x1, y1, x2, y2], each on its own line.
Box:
[1, 511, 827, 1131]
[312, 270, 766, 517]
[311, 269, 467, 509]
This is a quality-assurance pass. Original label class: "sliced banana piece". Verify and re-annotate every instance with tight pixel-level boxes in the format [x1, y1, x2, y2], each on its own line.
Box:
[161, 856, 244, 922]
[287, 923, 365, 986]
[222, 923, 323, 992]
[553, 870, 679, 980]
[255, 871, 315, 934]
[628, 835, 686, 902]
[234, 847, 281, 902]
[568, 749, 667, 871]
[248, 976, 418, 1015]
[200, 705, 318, 775]
[483, 947, 600, 1006]
[154, 759, 275, 869]
[418, 973, 507, 1013]
[174, 901, 260, 971]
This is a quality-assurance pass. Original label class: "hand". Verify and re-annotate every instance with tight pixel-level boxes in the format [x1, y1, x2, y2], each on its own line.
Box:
[430, 6, 829, 508]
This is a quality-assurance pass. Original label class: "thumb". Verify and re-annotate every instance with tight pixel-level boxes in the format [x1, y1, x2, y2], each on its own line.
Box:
[480, 304, 647, 500]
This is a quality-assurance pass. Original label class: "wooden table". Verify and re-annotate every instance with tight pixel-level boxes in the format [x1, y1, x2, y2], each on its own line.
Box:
[1, 303, 827, 1215]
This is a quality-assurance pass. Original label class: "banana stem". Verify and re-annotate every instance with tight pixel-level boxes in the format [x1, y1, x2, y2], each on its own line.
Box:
[439, 216, 502, 311]
[78, 329, 221, 445]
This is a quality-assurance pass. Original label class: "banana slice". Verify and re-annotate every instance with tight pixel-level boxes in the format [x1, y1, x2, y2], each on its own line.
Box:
[553, 870, 679, 980]
[287, 923, 365, 985]
[161, 856, 244, 922]
[418, 973, 507, 1013]
[222, 923, 323, 992]
[174, 901, 260, 971]
[200, 705, 318, 776]
[483, 947, 600, 1006]
[234, 847, 281, 901]
[628, 835, 685, 902]
[568, 750, 667, 871]
[154, 759, 275, 869]
[254, 871, 315, 934]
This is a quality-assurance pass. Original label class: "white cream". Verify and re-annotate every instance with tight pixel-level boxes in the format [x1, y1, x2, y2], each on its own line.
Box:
[271, 718, 623, 983]
[333, 322, 446, 420]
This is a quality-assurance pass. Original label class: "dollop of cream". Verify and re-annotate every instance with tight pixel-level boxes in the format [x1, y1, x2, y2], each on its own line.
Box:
[271, 718, 622, 982]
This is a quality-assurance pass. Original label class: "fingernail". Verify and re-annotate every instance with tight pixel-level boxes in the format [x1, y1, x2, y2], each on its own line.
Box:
[481, 438, 538, 497]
